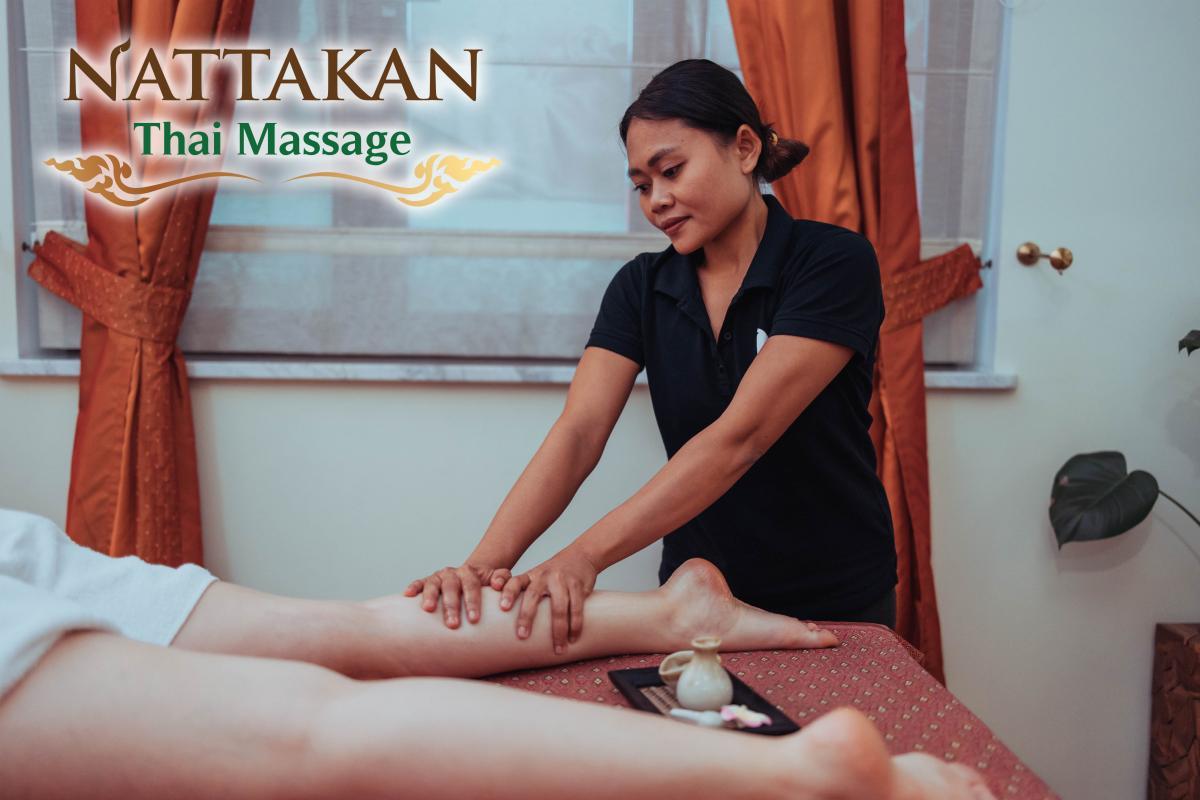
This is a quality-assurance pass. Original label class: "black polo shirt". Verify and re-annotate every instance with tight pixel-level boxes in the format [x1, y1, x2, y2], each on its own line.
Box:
[585, 193, 897, 619]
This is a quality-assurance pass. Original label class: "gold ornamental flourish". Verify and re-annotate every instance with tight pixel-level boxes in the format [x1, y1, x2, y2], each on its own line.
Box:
[44, 154, 259, 208]
[284, 153, 501, 206]
[44, 152, 499, 208]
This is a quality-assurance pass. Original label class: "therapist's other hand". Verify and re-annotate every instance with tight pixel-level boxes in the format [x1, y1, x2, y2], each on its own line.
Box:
[501, 549, 598, 653]
[403, 564, 512, 629]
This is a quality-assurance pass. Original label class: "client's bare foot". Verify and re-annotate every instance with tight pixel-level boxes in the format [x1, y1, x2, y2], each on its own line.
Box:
[774, 708, 997, 800]
[889, 752, 998, 799]
[660, 558, 840, 651]
[778, 707, 893, 799]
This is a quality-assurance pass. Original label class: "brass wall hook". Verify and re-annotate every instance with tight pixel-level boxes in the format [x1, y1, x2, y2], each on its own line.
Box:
[1017, 241, 1073, 273]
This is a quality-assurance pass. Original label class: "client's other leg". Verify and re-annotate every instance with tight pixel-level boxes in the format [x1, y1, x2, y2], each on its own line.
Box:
[173, 559, 839, 679]
[0, 631, 992, 800]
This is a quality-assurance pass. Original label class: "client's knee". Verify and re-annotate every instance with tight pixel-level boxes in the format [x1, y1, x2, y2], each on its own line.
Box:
[223, 659, 361, 800]
[298, 679, 409, 798]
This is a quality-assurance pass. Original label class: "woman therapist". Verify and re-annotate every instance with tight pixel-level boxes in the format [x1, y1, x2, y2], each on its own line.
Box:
[405, 59, 898, 654]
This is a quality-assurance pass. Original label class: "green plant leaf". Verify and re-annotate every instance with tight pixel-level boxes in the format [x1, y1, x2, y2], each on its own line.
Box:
[1049, 451, 1159, 548]
[1180, 330, 1200, 355]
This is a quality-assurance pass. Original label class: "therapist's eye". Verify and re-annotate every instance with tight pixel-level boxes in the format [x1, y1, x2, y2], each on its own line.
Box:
[631, 164, 682, 194]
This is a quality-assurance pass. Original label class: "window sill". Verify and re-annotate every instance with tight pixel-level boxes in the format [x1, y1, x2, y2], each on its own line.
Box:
[924, 370, 1017, 390]
[0, 357, 1017, 390]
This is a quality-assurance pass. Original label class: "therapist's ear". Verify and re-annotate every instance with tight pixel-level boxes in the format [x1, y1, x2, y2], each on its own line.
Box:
[732, 125, 761, 176]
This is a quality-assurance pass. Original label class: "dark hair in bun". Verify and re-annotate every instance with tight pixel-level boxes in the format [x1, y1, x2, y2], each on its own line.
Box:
[618, 58, 810, 185]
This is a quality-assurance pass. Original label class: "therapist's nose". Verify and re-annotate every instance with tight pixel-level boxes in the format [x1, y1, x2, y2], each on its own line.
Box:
[650, 184, 673, 213]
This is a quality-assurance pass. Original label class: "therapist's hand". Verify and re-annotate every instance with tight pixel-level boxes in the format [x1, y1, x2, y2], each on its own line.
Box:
[501, 548, 598, 653]
[403, 563, 513, 629]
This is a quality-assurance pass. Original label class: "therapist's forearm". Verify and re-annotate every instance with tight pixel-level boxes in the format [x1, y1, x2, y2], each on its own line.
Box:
[570, 424, 758, 571]
[468, 418, 607, 568]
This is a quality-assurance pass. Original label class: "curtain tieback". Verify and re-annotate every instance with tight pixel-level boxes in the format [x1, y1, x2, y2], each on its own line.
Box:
[28, 231, 191, 344]
[881, 243, 984, 333]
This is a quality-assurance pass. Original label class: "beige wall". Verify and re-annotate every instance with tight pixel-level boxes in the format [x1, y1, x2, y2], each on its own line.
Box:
[0, 377, 670, 598]
[3, 2, 1199, 799]
[926, 1, 1200, 797]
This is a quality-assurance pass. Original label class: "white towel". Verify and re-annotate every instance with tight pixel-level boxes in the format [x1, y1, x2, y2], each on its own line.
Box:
[0, 509, 217, 699]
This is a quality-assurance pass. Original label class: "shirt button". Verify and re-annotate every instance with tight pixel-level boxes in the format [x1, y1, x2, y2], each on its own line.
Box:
[722, 331, 732, 341]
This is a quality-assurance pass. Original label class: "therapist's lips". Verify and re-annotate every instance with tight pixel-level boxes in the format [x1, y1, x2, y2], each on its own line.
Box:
[660, 216, 689, 236]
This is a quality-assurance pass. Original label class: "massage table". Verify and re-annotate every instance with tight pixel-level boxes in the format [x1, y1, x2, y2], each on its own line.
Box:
[487, 623, 1059, 799]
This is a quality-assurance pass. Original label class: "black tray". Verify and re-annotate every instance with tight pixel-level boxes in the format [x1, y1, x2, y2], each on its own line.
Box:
[607, 666, 799, 736]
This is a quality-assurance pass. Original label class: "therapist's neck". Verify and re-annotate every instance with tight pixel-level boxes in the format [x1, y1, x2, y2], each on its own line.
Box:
[698, 191, 768, 279]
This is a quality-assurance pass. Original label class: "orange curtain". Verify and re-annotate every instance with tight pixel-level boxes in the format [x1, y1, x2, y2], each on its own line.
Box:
[27, 0, 255, 566]
[728, 0, 983, 683]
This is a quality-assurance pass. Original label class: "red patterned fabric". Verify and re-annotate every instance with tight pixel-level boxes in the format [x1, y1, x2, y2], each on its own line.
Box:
[30, 232, 191, 343]
[485, 623, 1058, 799]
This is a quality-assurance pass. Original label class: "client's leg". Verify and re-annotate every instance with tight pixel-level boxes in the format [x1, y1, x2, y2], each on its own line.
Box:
[0, 630, 993, 800]
[173, 559, 840, 679]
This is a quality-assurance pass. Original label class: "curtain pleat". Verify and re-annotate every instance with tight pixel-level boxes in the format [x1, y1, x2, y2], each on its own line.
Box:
[27, 0, 255, 566]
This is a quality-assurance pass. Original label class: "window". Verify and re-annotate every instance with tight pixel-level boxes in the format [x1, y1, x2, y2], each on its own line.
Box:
[11, 0, 1004, 369]
[906, 0, 1004, 365]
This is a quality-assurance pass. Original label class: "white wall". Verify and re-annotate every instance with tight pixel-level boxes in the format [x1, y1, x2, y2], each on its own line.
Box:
[2, 3, 1199, 799]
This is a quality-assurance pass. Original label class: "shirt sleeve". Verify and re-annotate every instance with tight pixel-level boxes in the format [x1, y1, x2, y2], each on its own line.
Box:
[769, 231, 884, 361]
[584, 256, 645, 370]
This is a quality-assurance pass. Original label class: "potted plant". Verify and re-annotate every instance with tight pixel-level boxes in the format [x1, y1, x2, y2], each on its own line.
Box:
[1048, 330, 1198, 547]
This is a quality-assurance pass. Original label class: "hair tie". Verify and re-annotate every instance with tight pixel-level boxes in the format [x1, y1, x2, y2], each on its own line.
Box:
[768, 131, 779, 146]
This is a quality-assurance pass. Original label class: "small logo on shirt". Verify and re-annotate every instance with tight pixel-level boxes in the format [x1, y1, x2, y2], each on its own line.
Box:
[756, 328, 768, 353]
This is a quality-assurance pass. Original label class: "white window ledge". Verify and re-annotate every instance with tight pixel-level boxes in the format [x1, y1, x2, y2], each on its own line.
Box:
[0, 357, 1017, 390]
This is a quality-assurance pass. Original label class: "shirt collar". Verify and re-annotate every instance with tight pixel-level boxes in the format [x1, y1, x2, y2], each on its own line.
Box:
[653, 193, 793, 300]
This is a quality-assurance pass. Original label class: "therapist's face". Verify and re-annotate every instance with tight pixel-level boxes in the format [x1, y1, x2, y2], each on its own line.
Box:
[625, 116, 762, 255]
